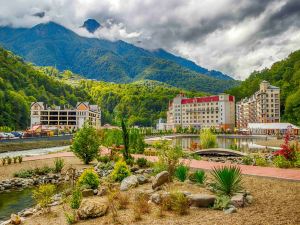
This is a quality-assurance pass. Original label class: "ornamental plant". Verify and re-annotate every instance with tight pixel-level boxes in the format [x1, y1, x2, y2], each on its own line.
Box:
[32, 184, 56, 211]
[110, 160, 131, 182]
[174, 164, 189, 182]
[211, 165, 242, 196]
[77, 169, 100, 189]
[189, 170, 206, 184]
[274, 131, 296, 161]
[200, 129, 217, 149]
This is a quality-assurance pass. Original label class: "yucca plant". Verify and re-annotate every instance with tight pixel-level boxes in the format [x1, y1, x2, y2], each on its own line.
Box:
[211, 165, 242, 196]
[189, 170, 206, 184]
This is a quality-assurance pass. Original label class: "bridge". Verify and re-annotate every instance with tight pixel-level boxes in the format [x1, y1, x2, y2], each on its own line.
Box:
[194, 148, 248, 157]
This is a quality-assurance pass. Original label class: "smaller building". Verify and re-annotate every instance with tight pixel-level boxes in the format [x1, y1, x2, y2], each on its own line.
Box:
[248, 123, 299, 135]
[156, 118, 167, 131]
[30, 102, 101, 130]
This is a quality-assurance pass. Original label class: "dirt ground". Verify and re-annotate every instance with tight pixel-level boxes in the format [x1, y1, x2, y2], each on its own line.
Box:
[0, 157, 93, 181]
[23, 175, 300, 225]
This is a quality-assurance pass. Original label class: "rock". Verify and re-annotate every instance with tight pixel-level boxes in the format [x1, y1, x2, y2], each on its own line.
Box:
[120, 175, 139, 191]
[130, 166, 139, 173]
[82, 189, 94, 197]
[144, 168, 154, 174]
[187, 194, 216, 208]
[224, 206, 237, 214]
[77, 199, 108, 219]
[93, 189, 98, 195]
[152, 171, 169, 189]
[230, 194, 245, 208]
[245, 195, 253, 204]
[65, 175, 70, 181]
[23, 210, 33, 217]
[150, 193, 161, 204]
[97, 187, 107, 196]
[10, 214, 21, 225]
[137, 175, 148, 185]
[135, 169, 145, 174]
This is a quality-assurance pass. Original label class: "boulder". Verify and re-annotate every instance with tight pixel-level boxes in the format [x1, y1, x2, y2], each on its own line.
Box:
[78, 199, 108, 219]
[245, 195, 253, 204]
[10, 214, 21, 225]
[224, 206, 237, 214]
[137, 175, 148, 185]
[152, 171, 169, 189]
[120, 175, 139, 191]
[187, 194, 216, 207]
[230, 194, 245, 208]
[23, 209, 33, 217]
[82, 189, 94, 197]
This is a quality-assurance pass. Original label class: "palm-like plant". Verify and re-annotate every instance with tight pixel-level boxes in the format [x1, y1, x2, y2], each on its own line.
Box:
[211, 165, 242, 196]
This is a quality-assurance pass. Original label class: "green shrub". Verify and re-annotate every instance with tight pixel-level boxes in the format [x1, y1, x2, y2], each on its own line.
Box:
[175, 164, 189, 182]
[70, 188, 82, 209]
[136, 157, 148, 168]
[155, 140, 183, 180]
[211, 165, 242, 196]
[189, 170, 206, 184]
[152, 161, 168, 175]
[6, 157, 12, 165]
[200, 129, 217, 149]
[111, 160, 131, 182]
[97, 155, 110, 164]
[1, 158, 5, 165]
[77, 169, 100, 189]
[65, 212, 76, 224]
[191, 154, 201, 160]
[255, 156, 268, 167]
[242, 156, 253, 165]
[71, 123, 101, 164]
[14, 169, 34, 178]
[34, 166, 53, 175]
[32, 184, 56, 210]
[213, 195, 231, 210]
[125, 157, 135, 166]
[294, 152, 300, 168]
[54, 158, 65, 173]
[13, 156, 18, 163]
[17, 156, 23, 163]
[273, 155, 292, 168]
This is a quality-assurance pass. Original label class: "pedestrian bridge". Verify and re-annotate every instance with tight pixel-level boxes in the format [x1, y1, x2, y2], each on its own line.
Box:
[194, 148, 248, 157]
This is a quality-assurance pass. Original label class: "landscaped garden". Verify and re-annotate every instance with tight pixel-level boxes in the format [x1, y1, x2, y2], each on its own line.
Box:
[0, 123, 300, 225]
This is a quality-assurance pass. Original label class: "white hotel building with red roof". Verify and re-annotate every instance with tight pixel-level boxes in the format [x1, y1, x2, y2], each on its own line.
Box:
[166, 93, 235, 131]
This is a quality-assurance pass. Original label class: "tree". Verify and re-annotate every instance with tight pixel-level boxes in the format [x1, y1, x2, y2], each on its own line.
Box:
[200, 129, 217, 149]
[71, 123, 100, 164]
[121, 118, 131, 161]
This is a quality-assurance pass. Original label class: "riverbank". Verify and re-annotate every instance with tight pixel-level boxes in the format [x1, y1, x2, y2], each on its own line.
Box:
[0, 139, 71, 153]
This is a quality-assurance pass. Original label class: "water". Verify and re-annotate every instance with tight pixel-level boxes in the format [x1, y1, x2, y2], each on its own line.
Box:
[172, 136, 269, 152]
[0, 146, 70, 158]
[0, 188, 35, 222]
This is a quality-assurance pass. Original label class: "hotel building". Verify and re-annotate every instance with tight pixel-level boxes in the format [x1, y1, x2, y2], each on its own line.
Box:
[166, 93, 235, 130]
[30, 102, 101, 130]
[236, 81, 280, 129]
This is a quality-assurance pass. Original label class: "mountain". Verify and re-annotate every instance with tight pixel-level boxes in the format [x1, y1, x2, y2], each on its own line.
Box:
[0, 21, 239, 93]
[227, 50, 300, 125]
[0, 46, 88, 129]
[81, 19, 101, 33]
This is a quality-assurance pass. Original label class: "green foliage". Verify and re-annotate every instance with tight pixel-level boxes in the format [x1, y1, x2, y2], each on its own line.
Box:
[273, 155, 292, 168]
[242, 156, 254, 165]
[136, 157, 148, 168]
[77, 169, 100, 189]
[71, 123, 100, 164]
[0, 47, 87, 129]
[294, 152, 300, 168]
[14, 166, 54, 178]
[110, 160, 131, 182]
[99, 129, 123, 147]
[70, 188, 82, 209]
[54, 158, 64, 173]
[32, 184, 56, 209]
[13, 156, 18, 164]
[174, 164, 189, 182]
[121, 118, 130, 161]
[189, 170, 206, 184]
[129, 128, 145, 153]
[14, 169, 34, 178]
[200, 129, 217, 149]
[97, 155, 110, 164]
[155, 140, 183, 179]
[17, 156, 23, 163]
[152, 161, 168, 175]
[254, 156, 268, 167]
[6, 157, 12, 165]
[227, 50, 300, 125]
[213, 195, 231, 210]
[162, 191, 189, 215]
[211, 165, 242, 196]
[64, 211, 76, 224]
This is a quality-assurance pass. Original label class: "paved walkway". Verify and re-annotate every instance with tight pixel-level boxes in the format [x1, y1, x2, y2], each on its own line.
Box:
[23, 151, 300, 181]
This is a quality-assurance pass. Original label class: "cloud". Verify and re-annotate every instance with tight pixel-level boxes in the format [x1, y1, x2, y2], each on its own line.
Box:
[0, 0, 299, 80]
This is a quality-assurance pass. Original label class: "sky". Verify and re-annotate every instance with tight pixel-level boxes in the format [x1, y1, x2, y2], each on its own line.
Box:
[0, 0, 300, 80]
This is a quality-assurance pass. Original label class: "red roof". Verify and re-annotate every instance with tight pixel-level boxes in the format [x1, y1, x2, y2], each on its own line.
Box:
[181, 96, 219, 104]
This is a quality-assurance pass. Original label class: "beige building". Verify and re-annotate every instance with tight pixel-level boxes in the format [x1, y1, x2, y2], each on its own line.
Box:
[236, 81, 280, 129]
[166, 93, 235, 131]
[30, 102, 101, 130]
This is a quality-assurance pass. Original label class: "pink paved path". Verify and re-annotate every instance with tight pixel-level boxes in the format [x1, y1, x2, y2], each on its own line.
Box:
[24, 151, 300, 181]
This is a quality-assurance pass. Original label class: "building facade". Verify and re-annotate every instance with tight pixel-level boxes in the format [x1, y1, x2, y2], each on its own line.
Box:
[30, 102, 101, 130]
[236, 81, 280, 129]
[166, 93, 235, 130]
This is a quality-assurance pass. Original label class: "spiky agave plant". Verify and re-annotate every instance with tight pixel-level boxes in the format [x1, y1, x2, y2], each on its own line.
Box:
[211, 165, 242, 196]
